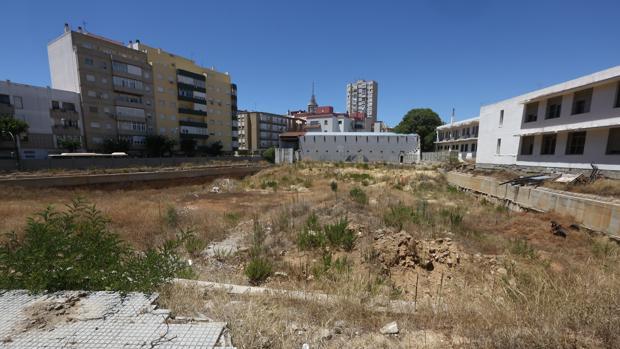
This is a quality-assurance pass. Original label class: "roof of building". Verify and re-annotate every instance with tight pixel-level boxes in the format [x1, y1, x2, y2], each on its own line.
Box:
[303, 132, 417, 137]
[436, 116, 480, 130]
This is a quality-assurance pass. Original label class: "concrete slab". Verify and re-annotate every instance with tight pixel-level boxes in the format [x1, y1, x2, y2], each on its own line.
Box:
[0, 290, 235, 349]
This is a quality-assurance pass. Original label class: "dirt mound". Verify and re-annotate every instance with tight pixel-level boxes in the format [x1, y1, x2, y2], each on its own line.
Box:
[373, 229, 461, 273]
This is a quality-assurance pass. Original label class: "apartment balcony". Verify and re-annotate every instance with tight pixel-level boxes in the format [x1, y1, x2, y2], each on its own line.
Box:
[50, 108, 79, 119]
[177, 94, 207, 104]
[178, 107, 207, 116]
[179, 120, 208, 128]
[112, 84, 145, 96]
[52, 123, 81, 136]
[177, 82, 206, 93]
[180, 132, 209, 140]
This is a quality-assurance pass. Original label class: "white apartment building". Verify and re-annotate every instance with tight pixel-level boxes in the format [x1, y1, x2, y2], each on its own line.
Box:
[346, 80, 378, 120]
[305, 115, 354, 133]
[299, 132, 419, 164]
[0, 80, 84, 159]
[477, 65, 620, 173]
[435, 117, 479, 160]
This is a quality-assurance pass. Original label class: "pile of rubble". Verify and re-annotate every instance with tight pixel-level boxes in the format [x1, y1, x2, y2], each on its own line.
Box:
[372, 229, 461, 272]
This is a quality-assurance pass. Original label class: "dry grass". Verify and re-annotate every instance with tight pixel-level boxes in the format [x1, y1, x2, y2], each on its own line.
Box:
[4, 162, 620, 348]
[545, 179, 620, 199]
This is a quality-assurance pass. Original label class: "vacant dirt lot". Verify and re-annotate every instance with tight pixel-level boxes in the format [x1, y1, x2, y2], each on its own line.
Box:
[2, 162, 619, 348]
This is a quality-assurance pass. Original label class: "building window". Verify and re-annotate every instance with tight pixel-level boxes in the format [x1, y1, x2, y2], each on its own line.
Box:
[541, 134, 557, 155]
[615, 83, 620, 108]
[546, 96, 562, 119]
[524, 102, 538, 123]
[606, 128, 620, 154]
[496, 138, 501, 154]
[565, 131, 586, 155]
[471, 143, 477, 152]
[13, 96, 23, 109]
[89, 106, 98, 113]
[63, 102, 76, 111]
[86, 74, 96, 82]
[571, 88, 592, 115]
[499, 110, 504, 126]
[51, 100, 60, 110]
[85, 57, 94, 66]
[520, 136, 534, 155]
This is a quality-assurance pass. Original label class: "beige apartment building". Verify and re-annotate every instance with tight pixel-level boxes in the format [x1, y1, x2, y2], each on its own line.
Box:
[130, 42, 237, 152]
[48, 25, 155, 152]
[237, 111, 301, 153]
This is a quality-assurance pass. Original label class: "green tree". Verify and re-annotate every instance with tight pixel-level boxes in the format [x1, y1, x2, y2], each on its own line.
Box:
[262, 147, 275, 163]
[393, 108, 443, 151]
[0, 117, 28, 160]
[199, 141, 223, 156]
[145, 135, 176, 157]
[58, 138, 81, 152]
[180, 138, 197, 157]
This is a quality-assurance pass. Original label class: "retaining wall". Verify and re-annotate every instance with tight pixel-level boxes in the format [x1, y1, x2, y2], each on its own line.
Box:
[446, 171, 620, 236]
[0, 165, 267, 188]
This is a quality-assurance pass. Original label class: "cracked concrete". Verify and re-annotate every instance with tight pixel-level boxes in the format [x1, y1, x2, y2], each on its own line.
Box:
[0, 290, 235, 348]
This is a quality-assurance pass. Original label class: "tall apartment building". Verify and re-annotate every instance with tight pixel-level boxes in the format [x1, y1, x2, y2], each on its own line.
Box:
[0, 80, 84, 159]
[130, 42, 237, 152]
[346, 80, 378, 121]
[48, 25, 155, 152]
[237, 111, 299, 153]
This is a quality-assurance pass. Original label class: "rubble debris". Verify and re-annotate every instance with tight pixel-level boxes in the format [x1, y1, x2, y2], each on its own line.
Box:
[500, 174, 559, 187]
[554, 173, 584, 184]
[0, 290, 235, 349]
[551, 221, 568, 238]
[372, 229, 460, 272]
[379, 321, 399, 335]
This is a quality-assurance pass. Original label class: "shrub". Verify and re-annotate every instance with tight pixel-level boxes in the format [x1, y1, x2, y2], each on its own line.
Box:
[261, 179, 278, 190]
[297, 228, 326, 250]
[244, 257, 273, 285]
[324, 217, 356, 251]
[384, 203, 416, 231]
[164, 205, 180, 228]
[509, 238, 537, 259]
[349, 187, 368, 205]
[262, 147, 275, 163]
[330, 181, 338, 193]
[0, 199, 191, 292]
[181, 229, 207, 257]
[224, 212, 241, 226]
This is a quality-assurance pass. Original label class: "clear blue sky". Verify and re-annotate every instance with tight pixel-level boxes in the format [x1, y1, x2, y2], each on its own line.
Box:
[1, 0, 619, 126]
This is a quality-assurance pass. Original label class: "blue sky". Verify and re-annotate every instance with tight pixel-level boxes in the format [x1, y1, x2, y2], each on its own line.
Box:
[1, 0, 619, 126]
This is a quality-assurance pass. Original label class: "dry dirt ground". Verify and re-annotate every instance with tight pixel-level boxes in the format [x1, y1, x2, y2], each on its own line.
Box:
[2, 162, 619, 348]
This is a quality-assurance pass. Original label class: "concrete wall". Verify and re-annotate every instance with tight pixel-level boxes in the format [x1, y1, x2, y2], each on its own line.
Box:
[0, 164, 265, 188]
[477, 65, 620, 171]
[446, 171, 620, 236]
[300, 133, 419, 163]
[0, 156, 262, 172]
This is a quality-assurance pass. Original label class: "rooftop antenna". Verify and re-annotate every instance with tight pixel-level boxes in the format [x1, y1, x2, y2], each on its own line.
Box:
[82, 20, 87, 33]
[451, 108, 455, 125]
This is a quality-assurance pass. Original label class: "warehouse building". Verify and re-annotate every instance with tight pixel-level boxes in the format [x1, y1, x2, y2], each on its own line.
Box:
[299, 132, 419, 163]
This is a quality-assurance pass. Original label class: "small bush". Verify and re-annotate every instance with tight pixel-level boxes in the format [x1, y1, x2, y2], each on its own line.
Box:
[349, 187, 368, 205]
[346, 173, 373, 182]
[164, 205, 180, 228]
[362, 179, 370, 186]
[244, 257, 273, 285]
[261, 179, 278, 191]
[384, 203, 416, 231]
[297, 229, 326, 250]
[0, 199, 191, 292]
[224, 212, 241, 226]
[509, 238, 537, 259]
[330, 181, 338, 193]
[324, 217, 356, 251]
[181, 230, 208, 257]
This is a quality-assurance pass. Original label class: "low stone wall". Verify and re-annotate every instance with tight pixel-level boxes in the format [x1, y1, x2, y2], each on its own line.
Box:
[0, 165, 267, 188]
[446, 171, 620, 236]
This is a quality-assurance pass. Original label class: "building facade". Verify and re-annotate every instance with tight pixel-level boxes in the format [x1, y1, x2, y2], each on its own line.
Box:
[346, 80, 378, 120]
[130, 42, 237, 153]
[48, 25, 155, 152]
[305, 114, 354, 133]
[237, 111, 300, 152]
[0, 80, 83, 159]
[477, 65, 620, 173]
[299, 132, 419, 164]
[435, 117, 479, 160]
